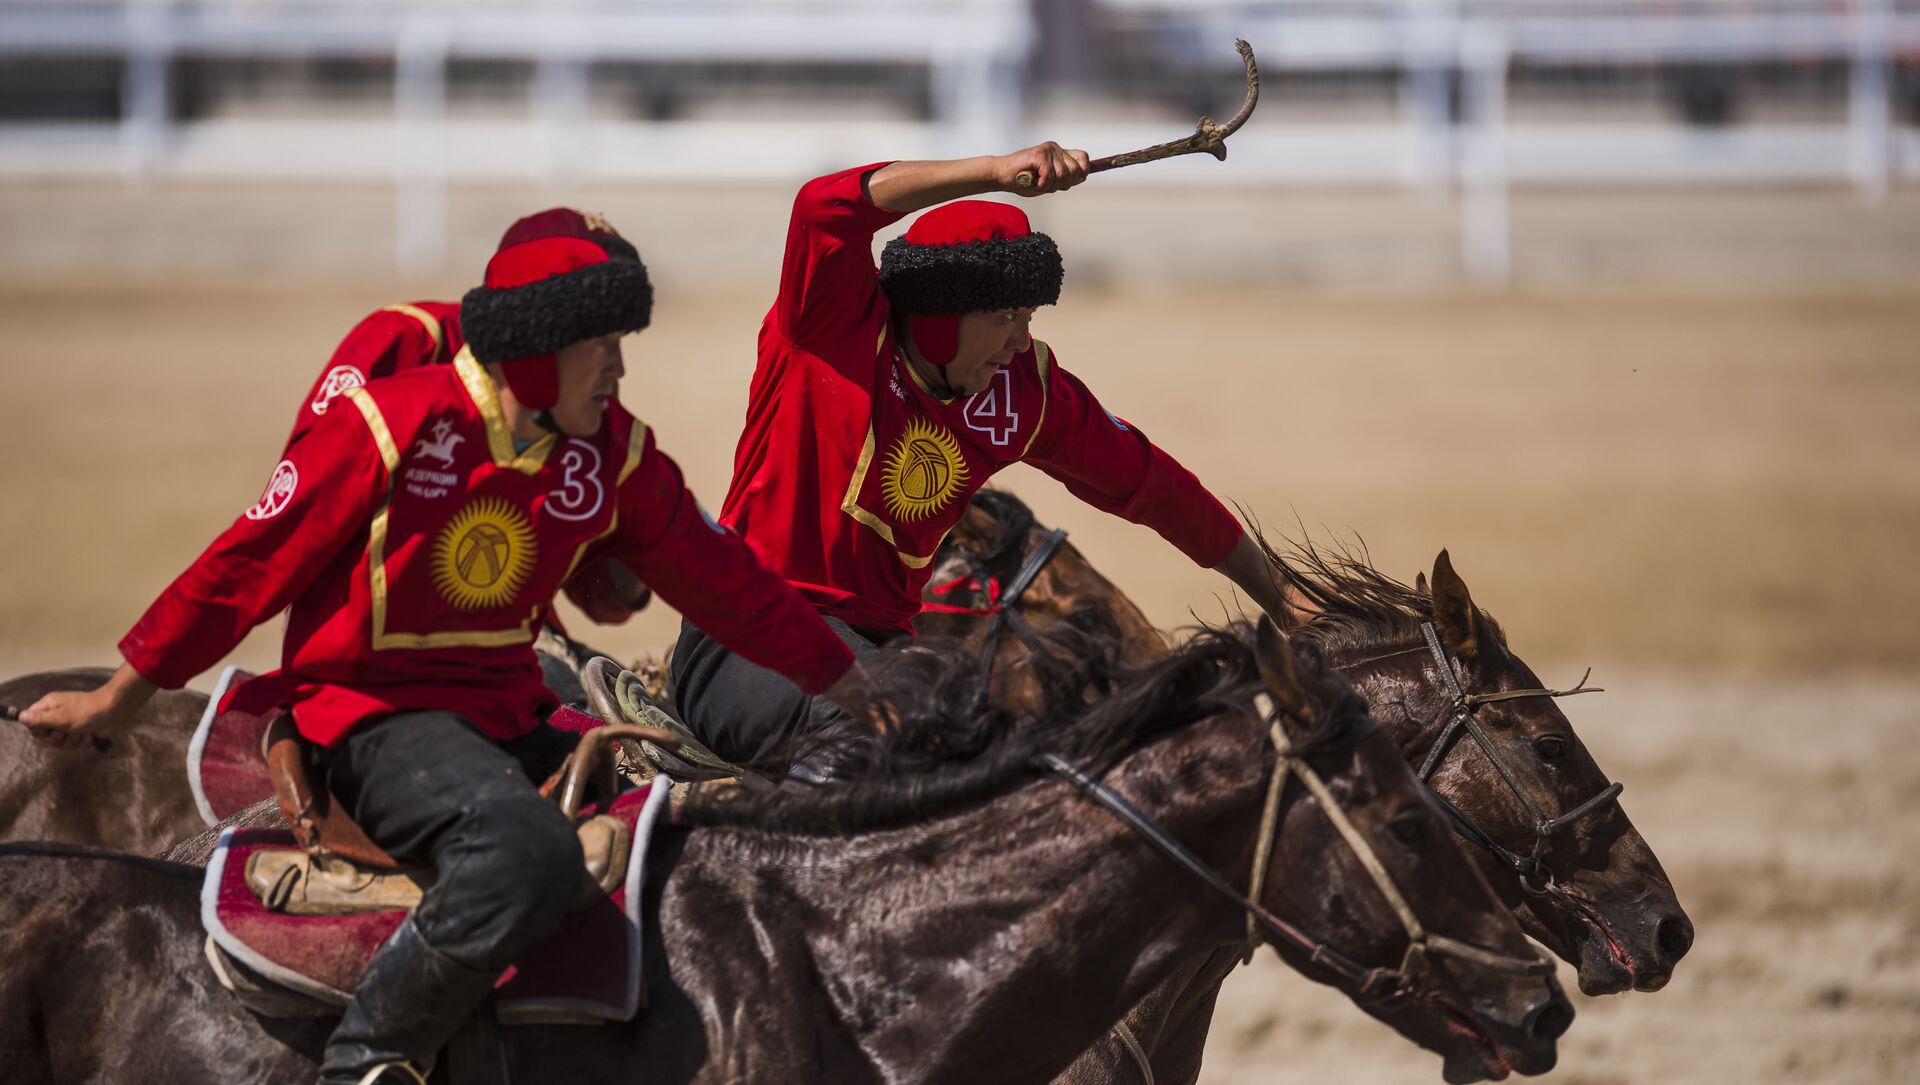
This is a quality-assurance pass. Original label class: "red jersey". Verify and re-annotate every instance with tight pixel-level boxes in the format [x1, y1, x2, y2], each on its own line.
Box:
[286, 299, 639, 624]
[718, 164, 1243, 633]
[288, 301, 463, 447]
[122, 349, 855, 747]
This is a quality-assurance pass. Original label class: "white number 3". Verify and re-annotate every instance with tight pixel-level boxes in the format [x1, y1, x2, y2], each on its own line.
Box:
[546, 440, 605, 521]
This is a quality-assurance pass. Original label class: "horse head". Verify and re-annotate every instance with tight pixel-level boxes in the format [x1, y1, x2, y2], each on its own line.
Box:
[1248, 617, 1571, 1081]
[1328, 550, 1694, 996]
[919, 492, 1165, 717]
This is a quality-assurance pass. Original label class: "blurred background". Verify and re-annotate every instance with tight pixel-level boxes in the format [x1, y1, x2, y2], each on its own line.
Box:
[1, 2, 1915, 1082]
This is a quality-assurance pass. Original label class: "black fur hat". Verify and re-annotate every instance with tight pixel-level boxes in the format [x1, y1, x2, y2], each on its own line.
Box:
[878, 200, 1062, 316]
[461, 237, 653, 363]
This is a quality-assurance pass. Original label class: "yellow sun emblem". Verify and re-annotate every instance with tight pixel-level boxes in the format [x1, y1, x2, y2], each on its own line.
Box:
[431, 497, 537, 610]
[880, 416, 969, 523]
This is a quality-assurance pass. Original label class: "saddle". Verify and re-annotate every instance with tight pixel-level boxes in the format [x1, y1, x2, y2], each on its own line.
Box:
[204, 781, 668, 1027]
[200, 668, 688, 1030]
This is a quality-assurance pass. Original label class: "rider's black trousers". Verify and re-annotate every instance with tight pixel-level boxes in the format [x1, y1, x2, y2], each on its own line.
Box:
[671, 615, 891, 775]
[320, 710, 582, 970]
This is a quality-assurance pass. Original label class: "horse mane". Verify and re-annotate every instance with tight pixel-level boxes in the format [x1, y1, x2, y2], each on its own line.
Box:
[1253, 528, 1506, 658]
[681, 621, 1373, 836]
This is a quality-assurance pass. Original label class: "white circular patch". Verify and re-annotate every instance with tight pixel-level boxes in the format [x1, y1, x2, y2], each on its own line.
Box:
[310, 366, 366, 416]
[245, 460, 299, 521]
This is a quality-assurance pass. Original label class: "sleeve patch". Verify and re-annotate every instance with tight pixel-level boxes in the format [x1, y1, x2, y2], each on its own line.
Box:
[311, 366, 367, 416]
[244, 460, 299, 520]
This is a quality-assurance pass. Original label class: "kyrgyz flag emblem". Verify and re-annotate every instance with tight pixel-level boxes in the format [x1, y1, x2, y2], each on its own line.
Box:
[432, 497, 537, 610]
[881, 416, 969, 523]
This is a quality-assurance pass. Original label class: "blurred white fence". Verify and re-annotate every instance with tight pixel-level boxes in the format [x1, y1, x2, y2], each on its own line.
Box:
[1, 0, 1914, 281]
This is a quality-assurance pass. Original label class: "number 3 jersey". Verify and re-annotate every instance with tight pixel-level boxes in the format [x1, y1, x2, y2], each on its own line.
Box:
[718, 164, 1245, 634]
[120, 351, 856, 747]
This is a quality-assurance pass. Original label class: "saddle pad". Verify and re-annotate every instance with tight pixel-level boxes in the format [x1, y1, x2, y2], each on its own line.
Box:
[186, 666, 269, 826]
[201, 779, 669, 1025]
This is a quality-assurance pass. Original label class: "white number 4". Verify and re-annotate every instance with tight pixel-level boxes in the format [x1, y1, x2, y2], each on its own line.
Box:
[962, 369, 1019, 447]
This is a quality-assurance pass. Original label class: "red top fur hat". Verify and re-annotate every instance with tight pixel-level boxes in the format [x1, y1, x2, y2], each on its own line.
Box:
[878, 200, 1063, 366]
[460, 212, 652, 410]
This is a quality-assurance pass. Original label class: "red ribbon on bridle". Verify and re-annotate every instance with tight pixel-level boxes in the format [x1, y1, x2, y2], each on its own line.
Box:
[918, 574, 1004, 616]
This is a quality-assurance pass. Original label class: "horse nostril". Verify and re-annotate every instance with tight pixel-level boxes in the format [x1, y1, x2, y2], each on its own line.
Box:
[1656, 914, 1695, 963]
[1526, 995, 1575, 1043]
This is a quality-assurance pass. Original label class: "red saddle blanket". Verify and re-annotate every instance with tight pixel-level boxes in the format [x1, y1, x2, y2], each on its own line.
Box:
[200, 780, 667, 1026]
[187, 666, 268, 825]
[188, 666, 608, 826]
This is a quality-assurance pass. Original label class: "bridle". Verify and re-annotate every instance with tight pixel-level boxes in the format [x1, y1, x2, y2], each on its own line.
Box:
[921, 524, 1069, 670]
[1041, 692, 1553, 1009]
[1412, 621, 1618, 896]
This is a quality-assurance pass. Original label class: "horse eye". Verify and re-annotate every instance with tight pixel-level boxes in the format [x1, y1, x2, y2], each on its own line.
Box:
[1534, 736, 1569, 761]
[1389, 816, 1427, 847]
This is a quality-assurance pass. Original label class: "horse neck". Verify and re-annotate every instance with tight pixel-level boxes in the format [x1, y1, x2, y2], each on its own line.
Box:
[669, 713, 1268, 1085]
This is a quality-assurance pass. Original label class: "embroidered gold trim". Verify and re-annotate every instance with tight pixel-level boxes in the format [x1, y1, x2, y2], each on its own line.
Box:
[557, 421, 649, 586]
[1018, 339, 1052, 459]
[840, 426, 895, 546]
[834, 329, 947, 569]
[345, 388, 400, 473]
[840, 424, 939, 569]
[351, 381, 541, 650]
[453, 347, 556, 476]
[382, 304, 445, 355]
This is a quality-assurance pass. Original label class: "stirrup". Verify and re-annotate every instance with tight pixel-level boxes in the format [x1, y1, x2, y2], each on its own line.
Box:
[581, 657, 750, 782]
[353, 1061, 429, 1085]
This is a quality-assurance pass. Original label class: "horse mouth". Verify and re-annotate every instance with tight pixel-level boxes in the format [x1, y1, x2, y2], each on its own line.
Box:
[1558, 887, 1665, 995]
[1433, 997, 1516, 1083]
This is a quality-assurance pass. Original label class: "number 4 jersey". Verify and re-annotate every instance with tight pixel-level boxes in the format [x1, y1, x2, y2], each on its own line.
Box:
[717, 164, 1245, 634]
[120, 349, 856, 747]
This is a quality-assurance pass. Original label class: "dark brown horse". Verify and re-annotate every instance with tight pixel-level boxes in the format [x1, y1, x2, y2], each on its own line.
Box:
[0, 624, 1567, 1084]
[926, 494, 1691, 1083]
[0, 668, 210, 854]
[1280, 543, 1694, 996]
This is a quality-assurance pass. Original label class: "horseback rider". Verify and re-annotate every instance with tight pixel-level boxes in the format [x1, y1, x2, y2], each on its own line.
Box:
[293, 207, 653, 626]
[673, 145, 1295, 774]
[20, 228, 879, 1084]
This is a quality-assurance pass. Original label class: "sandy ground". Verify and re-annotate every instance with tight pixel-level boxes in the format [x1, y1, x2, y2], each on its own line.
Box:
[0, 181, 1916, 1082]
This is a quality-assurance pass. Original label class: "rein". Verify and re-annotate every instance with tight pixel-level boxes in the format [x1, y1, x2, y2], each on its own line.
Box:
[1413, 621, 1618, 895]
[1041, 693, 1552, 1009]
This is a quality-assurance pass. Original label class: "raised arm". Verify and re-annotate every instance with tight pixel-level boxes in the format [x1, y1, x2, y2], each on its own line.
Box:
[865, 142, 1091, 214]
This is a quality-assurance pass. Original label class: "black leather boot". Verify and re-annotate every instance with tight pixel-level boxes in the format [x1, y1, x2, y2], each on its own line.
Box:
[317, 916, 501, 1085]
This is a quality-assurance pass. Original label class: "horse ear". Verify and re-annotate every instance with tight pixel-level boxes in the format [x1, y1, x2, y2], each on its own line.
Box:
[1254, 615, 1316, 725]
[1429, 549, 1482, 659]
[1414, 571, 1429, 593]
